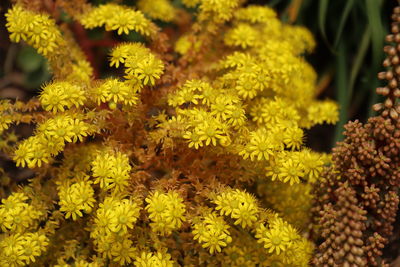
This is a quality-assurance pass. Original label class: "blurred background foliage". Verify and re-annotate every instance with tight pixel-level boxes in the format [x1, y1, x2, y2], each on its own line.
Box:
[0, 0, 397, 151]
[263, 0, 397, 148]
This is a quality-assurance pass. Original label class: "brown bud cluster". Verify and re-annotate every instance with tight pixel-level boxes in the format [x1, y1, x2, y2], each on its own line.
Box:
[377, 7, 400, 120]
[313, 6, 400, 266]
[314, 183, 367, 267]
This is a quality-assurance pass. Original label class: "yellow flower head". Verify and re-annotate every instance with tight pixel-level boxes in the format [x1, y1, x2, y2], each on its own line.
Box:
[145, 191, 186, 235]
[192, 212, 232, 254]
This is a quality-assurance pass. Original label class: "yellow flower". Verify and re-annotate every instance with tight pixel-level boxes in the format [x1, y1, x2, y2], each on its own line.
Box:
[20, 233, 46, 264]
[300, 149, 324, 183]
[239, 129, 279, 161]
[109, 42, 150, 68]
[210, 95, 235, 121]
[137, 0, 176, 22]
[0, 233, 26, 266]
[5, 5, 34, 42]
[39, 81, 86, 113]
[220, 52, 254, 69]
[6, 5, 63, 56]
[91, 151, 132, 192]
[183, 130, 204, 149]
[182, 0, 201, 8]
[111, 237, 137, 265]
[13, 139, 34, 168]
[307, 100, 339, 125]
[145, 191, 186, 235]
[133, 54, 164, 86]
[283, 126, 304, 150]
[94, 78, 135, 105]
[134, 251, 175, 267]
[67, 60, 94, 82]
[80, 4, 154, 36]
[213, 189, 259, 228]
[224, 23, 259, 49]
[278, 157, 304, 185]
[58, 180, 96, 220]
[197, 119, 227, 146]
[92, 198, 120, 237]
[109, 199, 140, 234]
[192, 212, 232, 254]
[13, 136, 53, 168]
[235, 73, 259, 99]
[199, 0, 240, 23]
[255, 223, 291, 255]
[234, 5, 277, 24]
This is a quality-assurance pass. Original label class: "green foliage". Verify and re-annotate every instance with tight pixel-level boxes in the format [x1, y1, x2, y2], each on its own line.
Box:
[266, 0, 391, 144]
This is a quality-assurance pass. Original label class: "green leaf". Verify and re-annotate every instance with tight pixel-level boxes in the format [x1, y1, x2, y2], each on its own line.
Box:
[16, 46, 44, 73]
[348, 27, 371, 100]
[365, 0, 385, 117]
[123, 31, 146, 43]
[268, 0, 284, 7]
[333, 0, 355, 48]
[334, 42, 348, 143]
[25, 64, 51, 89]
[365, 0, 384, 65]
[318, 0, 329, 43]
[87, 28, 105, 41]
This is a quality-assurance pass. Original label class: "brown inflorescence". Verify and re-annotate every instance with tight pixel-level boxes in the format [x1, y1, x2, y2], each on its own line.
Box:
[313, 5, 400, 266]
[316, 183, 367, 267]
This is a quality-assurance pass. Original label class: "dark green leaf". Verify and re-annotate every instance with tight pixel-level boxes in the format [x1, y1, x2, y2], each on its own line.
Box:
[318, 0, 329, 43]
[16, 46, 44, 73]
[348, 27, 371, 100]
[268, 0, 285, 7]
[365, 0, 385, 117]
[365, 0, 384, 65]
[334, 42, 348, 143]
[333, 0, 355, 48]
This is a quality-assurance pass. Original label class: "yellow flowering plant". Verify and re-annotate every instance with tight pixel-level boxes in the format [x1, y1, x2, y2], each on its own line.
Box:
[0, 0, 340, 266]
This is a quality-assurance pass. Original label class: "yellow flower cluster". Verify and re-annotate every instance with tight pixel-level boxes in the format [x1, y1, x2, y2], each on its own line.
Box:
[164, 7, 338, 188]
[234, 5, 277, 24]
[0, 101, 13, 135]
[1, 1, 341, 266]
[91, 196, 140, 265]
[192, 212, 232, 254]
[91, 150, 132, 192]
[109, 43, 164, 87]
[0, 193, 42, 233]
[255, 217, 313, 266]
[79, 3, 155, 36]
[0, 232, 49, 266]
[307, 100, 340, 125]
[67, 60, 94, 83]
[5, 5, 63, 56]
[167, 79, 246, 148]
[134, 250, 174, 267]
[213, 189, 259, 228]
[58, 179, 96, 220]
[145, 191, 186, 235]
[258, 180, 314, 229]
[137, 0, 176, 22]
[5, 5, 94, 82]
[39, 81, 87, 113]
[174, 35, 202, 55]
[199, 0, 240, 23]
[13, 114, 91, 168]
[92, 78, 138, 108]
[0, 193, 49, 266]
[181, 0, 201, 8]
[265, 149, 325, 185]
[218, 245, 257, 267]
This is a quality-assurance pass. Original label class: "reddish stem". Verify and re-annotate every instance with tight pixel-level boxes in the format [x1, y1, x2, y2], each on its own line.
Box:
[71, 22, 99, 78]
